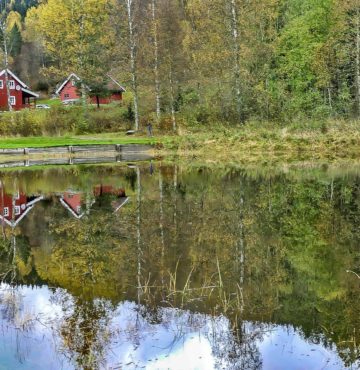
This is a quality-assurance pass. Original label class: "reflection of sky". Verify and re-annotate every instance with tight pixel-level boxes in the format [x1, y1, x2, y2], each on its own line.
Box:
[0, 284, 356, 370]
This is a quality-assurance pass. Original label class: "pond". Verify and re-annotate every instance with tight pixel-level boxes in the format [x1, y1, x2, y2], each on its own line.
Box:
[0, 162, 359, 370]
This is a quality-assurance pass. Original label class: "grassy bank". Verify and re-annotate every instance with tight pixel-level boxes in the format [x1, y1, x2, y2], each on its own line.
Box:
[0, 134, 155, 149]
[159, 119, 360, 162]
[1, 112, 360, 161]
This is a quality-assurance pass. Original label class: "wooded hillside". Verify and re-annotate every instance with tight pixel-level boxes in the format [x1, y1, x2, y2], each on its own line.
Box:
[2, 0, 360, 124]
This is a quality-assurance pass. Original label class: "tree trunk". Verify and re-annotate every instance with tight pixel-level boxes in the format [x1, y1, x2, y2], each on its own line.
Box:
[356, 8, 360, 117]
[152, 0, 161, 123]
[1, 23, 13, 112]
[237, 195, 245, 313]
[169, 67, 177, 132]
[230, 0, 241, 121]
[136, 166, 142, 302]
[126, 0, 140, 131]
[159, 167, 165, 297]
[96, 95, 100, 108]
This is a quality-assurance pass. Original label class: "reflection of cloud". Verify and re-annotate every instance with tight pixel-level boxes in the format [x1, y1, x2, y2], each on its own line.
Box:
[0, 284, 355, 370]
[258, 326, 347, 370]
[109, 302, 221, 369]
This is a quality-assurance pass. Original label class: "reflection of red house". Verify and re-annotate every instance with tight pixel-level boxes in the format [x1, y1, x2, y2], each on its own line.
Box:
[93, 185, 126, 198]
[60, 187, 128, 219]
[60, 191, 87, 219]
[93, 185, 128, 212]
[0, 69, 39, 111]
[0, 189, 43, 227]
[56, 73, 125, 104]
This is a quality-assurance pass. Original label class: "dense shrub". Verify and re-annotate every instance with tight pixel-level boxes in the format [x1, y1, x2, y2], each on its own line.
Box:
[0, 105, 130, 137]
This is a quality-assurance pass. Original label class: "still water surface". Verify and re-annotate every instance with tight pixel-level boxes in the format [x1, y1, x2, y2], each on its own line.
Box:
[0, 163, 359, 370]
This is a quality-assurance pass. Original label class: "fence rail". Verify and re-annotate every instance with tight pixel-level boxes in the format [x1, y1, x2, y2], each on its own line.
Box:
[0, 143, 153, 155]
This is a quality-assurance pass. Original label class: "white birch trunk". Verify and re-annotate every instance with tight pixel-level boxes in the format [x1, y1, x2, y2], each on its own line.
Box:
[136, 166, 142, 302]
[237, 196, 245, 312]
[159, 167, 165, 294]
[151, 0, 161, 122]
[230, 0, 241, 121]
[126, 0, 140, 130]
[356, 8, 360, 117]
[1, 23, 12, 112]
[0, 180, 5, 238]
[169, 67, 177, 132]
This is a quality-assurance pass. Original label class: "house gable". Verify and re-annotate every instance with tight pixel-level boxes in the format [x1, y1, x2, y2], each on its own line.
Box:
[0, 69, 39, 110]
[57, 73, 125, 104]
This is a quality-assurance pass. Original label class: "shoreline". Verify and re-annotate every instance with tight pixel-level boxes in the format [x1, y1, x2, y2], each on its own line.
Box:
[1, 122, 360, 165]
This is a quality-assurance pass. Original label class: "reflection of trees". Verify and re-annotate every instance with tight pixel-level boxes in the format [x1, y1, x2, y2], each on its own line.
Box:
[0, 164, 359, 367]
[52, 291, 114, 370]
[135, 166, 360, 365]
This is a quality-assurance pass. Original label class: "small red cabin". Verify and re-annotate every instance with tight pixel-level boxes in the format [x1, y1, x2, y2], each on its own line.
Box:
[56, 73, 125, 105]
[0, 69, 39, 111]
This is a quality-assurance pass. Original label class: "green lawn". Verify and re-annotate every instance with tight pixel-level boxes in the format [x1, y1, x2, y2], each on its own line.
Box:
[0, 134, 157, 149]
[37, 98, 62, 106]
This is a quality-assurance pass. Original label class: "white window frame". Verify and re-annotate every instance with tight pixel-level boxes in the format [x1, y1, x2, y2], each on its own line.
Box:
[0, 80, 3, 89]
[10, 96, 16, 106]
[9, 80, 15, 89]
[15, 192, 20, 200]
[3, 207, 9, 217]
[14, 206, 21, 215]
[71, 80, 76, 86]
[76, 206, 82, 214]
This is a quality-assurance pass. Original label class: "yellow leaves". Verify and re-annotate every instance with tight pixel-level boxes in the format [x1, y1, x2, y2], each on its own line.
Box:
[25, 0, 115, 79]
[6, 10, 21, 33]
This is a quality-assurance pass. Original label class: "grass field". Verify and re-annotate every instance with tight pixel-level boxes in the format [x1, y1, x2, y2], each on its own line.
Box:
[36, 98, 62, 106]
[0, 134, 157, 149]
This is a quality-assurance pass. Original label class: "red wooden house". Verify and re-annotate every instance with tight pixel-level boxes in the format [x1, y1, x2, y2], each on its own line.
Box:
[0, 188, 43, 228]
[0, 69, 39, 111]
[56, 73, 125, 104]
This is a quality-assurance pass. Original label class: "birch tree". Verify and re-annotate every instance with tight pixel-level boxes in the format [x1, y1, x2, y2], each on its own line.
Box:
[151, 0, 161, 122]
[230, 0, 242, 121]
[125, 0, 140, 130]
[353, 5, 360, 117]
[0, 0, 13, 111]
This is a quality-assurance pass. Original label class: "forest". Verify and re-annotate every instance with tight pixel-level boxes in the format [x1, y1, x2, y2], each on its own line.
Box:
[2, 0, 360, 128]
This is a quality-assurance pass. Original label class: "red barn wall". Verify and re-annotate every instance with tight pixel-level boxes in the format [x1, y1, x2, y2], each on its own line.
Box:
[0, 76, 25, 111]
[59, 81, 80, 101]
[90, 92, 123, 105]
[111, 92, 123, 101]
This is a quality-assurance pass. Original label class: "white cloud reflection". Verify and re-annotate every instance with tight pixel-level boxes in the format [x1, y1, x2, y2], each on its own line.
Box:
[0, 284, 355, 370]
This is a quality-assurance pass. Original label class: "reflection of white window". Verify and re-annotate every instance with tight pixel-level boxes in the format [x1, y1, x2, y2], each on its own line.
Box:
[64, 93, 70, 99]
[3, 207, 9, 217]
[0, 80, 3, 89]
[9, 80, 15, 89]
[10, 96, 16, 106]
[76, 206, 81, 214]
[71, 80, 76, 86]
[14, 206, 20, 215]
